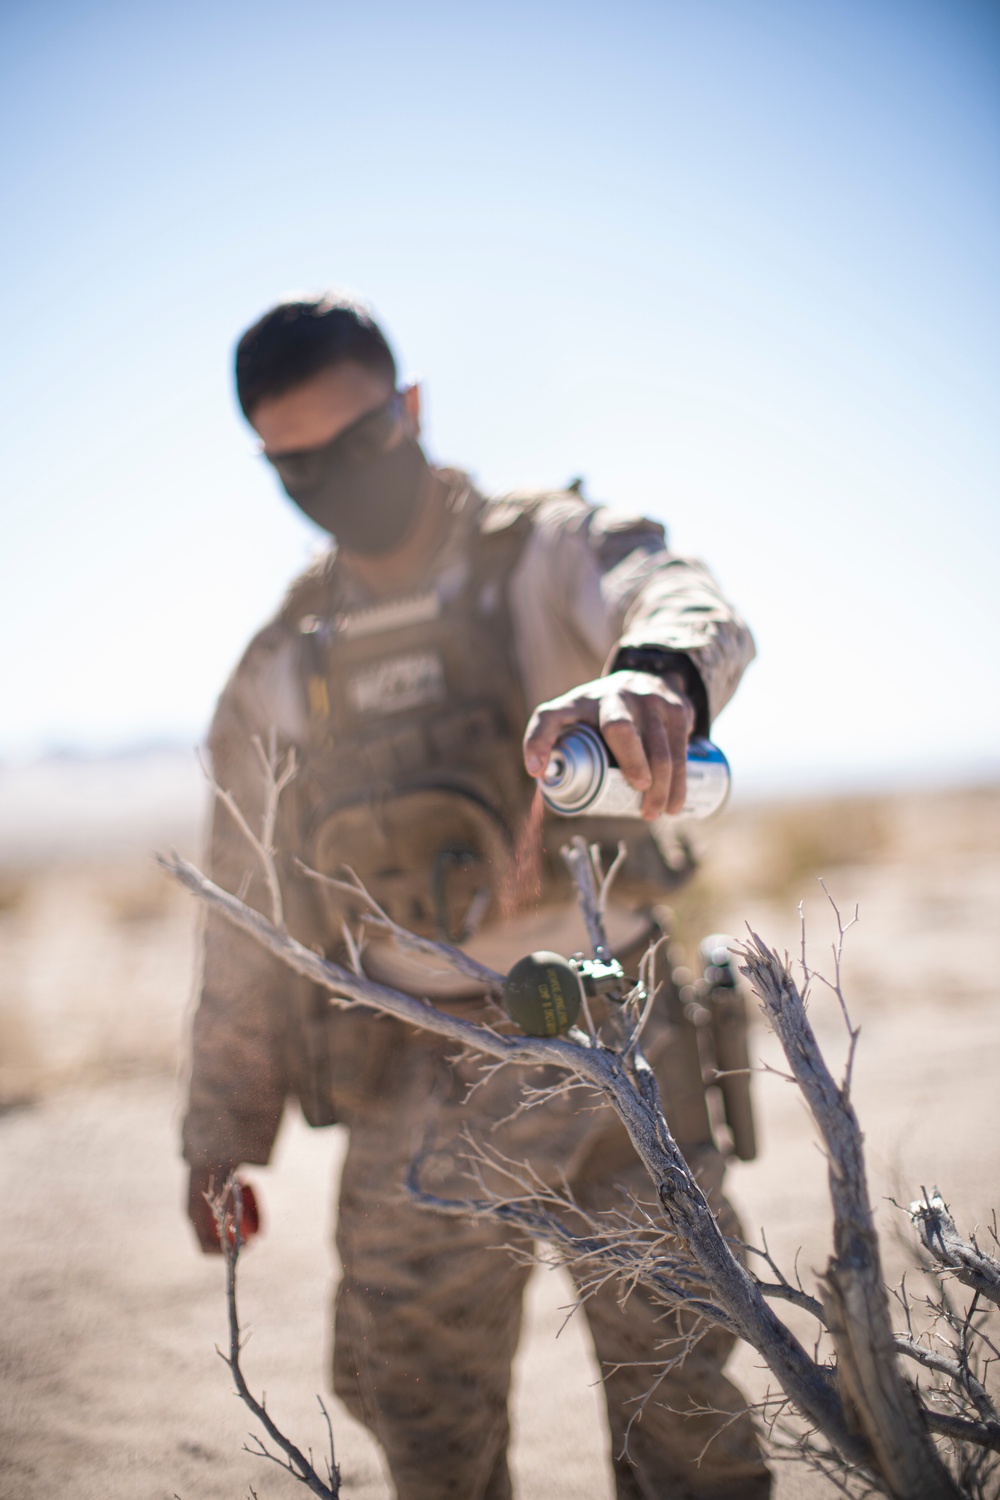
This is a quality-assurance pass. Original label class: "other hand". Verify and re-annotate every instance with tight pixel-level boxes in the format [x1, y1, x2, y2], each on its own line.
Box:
[523, 670, 695, 819]
[187, 1164, 261, 1255]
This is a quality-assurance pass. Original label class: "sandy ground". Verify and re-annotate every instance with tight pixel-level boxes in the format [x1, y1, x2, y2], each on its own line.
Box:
[1, 757, 998, 1499]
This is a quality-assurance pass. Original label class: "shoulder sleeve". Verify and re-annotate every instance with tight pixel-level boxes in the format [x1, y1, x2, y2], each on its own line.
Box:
[514, 494, 756, 728]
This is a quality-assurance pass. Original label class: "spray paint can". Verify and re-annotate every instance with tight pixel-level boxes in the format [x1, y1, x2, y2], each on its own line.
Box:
[540, 724, 730, 820]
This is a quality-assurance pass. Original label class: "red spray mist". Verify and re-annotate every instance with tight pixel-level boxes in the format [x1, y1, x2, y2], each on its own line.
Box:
[500, 786, 545, 919]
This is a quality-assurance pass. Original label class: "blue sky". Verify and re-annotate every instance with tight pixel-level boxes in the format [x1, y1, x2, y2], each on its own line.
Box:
[1, 0, 997, 791]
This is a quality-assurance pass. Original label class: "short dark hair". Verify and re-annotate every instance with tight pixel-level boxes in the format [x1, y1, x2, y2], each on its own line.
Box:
[234, 293, 397, 419]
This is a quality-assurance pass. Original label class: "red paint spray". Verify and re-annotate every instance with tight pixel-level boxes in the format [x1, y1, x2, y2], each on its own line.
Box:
[500, 785, 545, 918]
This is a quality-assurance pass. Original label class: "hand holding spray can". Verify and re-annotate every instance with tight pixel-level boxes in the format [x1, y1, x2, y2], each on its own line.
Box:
[539, 724, 730, 820]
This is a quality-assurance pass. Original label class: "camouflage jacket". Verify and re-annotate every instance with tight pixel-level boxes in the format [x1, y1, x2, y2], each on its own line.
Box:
[182, 477, 755, 1169]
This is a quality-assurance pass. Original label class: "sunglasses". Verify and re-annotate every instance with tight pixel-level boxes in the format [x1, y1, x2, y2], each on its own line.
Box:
[263, 393, 403, 492]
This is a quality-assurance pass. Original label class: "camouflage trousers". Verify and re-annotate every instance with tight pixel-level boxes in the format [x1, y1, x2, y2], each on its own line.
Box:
[331, 1003, 771, 1500]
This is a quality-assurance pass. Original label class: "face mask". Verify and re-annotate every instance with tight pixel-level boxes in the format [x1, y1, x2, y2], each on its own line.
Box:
[266, 396, 430, 556]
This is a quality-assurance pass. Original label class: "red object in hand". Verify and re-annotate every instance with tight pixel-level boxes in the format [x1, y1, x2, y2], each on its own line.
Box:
[220, 1180, 261, 1249]
[188, 1169, 262, 1255]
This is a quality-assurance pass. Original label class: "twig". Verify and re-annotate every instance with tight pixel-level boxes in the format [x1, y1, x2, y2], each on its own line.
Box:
[921, 1409, 1000, 1457]
[738, 929, 962, 1499]
[212, 1181, 340, 1498]
[597, 841, 629, 922]
[894, 1336, 999, 1429]
[909, 1194, 1000, 1310]
[296, 861, 504, 990]
[405, 1139, 734, 1333]
[198, 734, 296, 930]
[815, 882, 862, 1099]
[561, 836, 611, 956]
[745, 1238, 827, 1325]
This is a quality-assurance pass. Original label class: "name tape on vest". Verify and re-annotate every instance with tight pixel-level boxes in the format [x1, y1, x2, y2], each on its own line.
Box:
[347, 651, 447, 716]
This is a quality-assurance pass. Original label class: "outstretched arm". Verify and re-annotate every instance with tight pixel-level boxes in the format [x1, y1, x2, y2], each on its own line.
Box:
[515, 496, 755, 818]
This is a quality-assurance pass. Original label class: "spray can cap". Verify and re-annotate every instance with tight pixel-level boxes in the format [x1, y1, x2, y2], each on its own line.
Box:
[540, 725, 606, 814]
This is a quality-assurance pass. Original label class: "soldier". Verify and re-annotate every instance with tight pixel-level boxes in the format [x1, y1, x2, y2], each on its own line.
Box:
[183, 293, 770, 1499]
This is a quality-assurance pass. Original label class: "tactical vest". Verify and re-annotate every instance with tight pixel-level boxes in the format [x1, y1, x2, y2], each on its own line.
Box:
[287, 488, 694, 967]
[280, 485, 733, 1145]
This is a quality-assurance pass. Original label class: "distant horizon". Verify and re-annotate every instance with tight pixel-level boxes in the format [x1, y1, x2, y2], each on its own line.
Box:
[2, 734, 996, 804]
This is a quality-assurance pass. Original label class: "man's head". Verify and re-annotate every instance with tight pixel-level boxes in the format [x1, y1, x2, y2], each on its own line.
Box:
[235, 294, 429, 558]
[235, 294, 397, 424]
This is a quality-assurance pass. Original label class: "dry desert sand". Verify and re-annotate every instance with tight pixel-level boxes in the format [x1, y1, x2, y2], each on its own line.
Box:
[1, 754, 998, 1499]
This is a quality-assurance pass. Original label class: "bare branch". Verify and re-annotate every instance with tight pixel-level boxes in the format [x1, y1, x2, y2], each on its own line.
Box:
[597, 840, 629, 920]
[921, 1409, 1000, 1457]
[752, 1280, 827, 1321]
[297, 862, 504, 992]
[253, 731, 298, 925]
[738, 930, 962, 1499]
[561, 835, 612, 956]
[198, 735, 296, 930]
[625, 943, 661, 1053]
[910, 1194, 1000, 1311]
[815, 882, 862, 1098]
[894, 1336, 999, 1428]
[212, 1181, 340, 1498]
[158, 849, 575, 1067]
[744, 1239, 827, 1325]
[405, 1141, 735, 1334]
[316, 1397, 338, 1490]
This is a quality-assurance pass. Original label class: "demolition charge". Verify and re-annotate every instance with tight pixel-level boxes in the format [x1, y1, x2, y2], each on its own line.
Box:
[501, 951, 583, 1036]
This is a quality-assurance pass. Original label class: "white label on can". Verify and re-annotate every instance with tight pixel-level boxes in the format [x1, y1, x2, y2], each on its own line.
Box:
[347, 652, 446, 715]
[587, 767, 644, 817]
[680, 757, 729, 818]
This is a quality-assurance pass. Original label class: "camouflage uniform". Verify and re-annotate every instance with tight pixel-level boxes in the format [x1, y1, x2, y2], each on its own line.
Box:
[183, 476, 769, 1498]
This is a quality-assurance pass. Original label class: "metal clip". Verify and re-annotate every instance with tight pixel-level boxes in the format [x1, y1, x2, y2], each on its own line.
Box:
[570, 955, 628, 1000]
